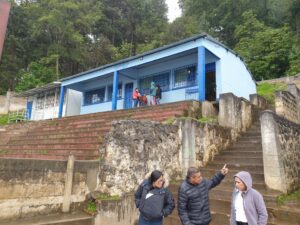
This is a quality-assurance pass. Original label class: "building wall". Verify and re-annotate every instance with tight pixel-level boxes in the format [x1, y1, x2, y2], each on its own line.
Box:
[203, 41, 256, 100]
[28, 88, 67, 120]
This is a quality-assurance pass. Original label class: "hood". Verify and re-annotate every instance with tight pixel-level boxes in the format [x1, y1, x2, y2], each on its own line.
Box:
[234, 171, 252, 191]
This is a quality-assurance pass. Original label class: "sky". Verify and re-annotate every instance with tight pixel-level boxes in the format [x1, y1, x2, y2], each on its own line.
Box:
[166, 0, 182, 22]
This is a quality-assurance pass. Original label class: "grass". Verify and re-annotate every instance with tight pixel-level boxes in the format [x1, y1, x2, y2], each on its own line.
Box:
[0, 114, 9, 126]
[276, 188, 300, 205]
[197, 117, 217, 123]
[96, 193, 120, 201]
[164, 117, 175, 124]
[257, 82, 287, 106]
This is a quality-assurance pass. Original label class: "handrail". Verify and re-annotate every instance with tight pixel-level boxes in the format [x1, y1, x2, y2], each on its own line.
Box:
[7, 110, 28, 123]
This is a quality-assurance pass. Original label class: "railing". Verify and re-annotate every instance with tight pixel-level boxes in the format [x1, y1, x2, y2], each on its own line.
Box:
[7, 110, 28, 123]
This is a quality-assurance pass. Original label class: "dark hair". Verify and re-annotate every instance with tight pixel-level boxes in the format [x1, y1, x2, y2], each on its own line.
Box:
[149, 170, 163, 184]
[187, 167, 200, 179]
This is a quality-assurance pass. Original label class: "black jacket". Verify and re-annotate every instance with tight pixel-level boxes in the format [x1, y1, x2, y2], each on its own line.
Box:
[178, 172, 225, 225]
[135, 179, 175, 221]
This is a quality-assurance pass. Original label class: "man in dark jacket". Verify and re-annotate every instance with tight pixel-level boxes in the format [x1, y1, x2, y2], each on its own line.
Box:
[178, 165, 228, 225]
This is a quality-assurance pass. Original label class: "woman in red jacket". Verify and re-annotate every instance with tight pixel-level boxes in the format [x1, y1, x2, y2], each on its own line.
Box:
[133, 88, 141, 107]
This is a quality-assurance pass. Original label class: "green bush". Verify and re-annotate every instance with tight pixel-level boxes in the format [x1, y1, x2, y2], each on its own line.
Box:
[0, 114, 9, 126]
[257, 82, 287, 106]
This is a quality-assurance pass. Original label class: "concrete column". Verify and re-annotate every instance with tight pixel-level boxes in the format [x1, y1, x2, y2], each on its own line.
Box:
[62, 155, 75, 212]
[112, 71, 119, 111]
[218, 93, 242, 132]
[4, 91, 11, 114]
[180, 119, 196, 176]
[197, 46, 206, 101]
[58, 86, 65, 118]
[260, 111, 287, 193]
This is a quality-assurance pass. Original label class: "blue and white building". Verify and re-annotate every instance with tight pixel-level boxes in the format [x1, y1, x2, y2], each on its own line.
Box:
[23, 33, 256, 120]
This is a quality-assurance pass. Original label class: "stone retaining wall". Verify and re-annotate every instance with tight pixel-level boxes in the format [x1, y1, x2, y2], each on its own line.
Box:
[261, 111, 300, 193]
[275, 91, 299, 124]
[98, 119, 233, 196]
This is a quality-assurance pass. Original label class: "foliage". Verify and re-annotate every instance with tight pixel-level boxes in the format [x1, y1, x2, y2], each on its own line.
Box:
[0, 0, 299, 94]
[234, 11, 296, 80]
[0, 114, 9, 126]
[85, 201, 97, 214]
[256, 82, 286, 106]
[276, 188, 300, 205]
[197, 117, 217, 124]
[96, 193, 120, 201]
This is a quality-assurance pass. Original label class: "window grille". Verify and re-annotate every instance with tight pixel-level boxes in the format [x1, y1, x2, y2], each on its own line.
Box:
[84, 88, 105, 105]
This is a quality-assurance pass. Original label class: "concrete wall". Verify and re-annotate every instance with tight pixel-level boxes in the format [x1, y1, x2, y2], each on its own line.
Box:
[0, 158, 98, 220]
[94, 194, 138, 225]
[0, 91, 26, 114]
[218, 93, 256, 136]
[260, 111, 300, 193]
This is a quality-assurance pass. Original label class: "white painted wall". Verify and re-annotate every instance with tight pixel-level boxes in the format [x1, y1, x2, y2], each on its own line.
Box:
[65, 89, 82, 117]
[203, 41, 256, 100]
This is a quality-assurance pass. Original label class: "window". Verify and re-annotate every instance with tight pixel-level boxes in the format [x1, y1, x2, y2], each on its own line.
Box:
[107, 84, 122, 101]
[84, 88, 105, 105]
[174, 65, 196, 88]
[206, 62, 216, 73]
[140, 72, 170, 95]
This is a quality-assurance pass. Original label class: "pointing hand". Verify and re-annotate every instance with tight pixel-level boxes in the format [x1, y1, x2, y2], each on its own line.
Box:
[221, 164, 228, 175]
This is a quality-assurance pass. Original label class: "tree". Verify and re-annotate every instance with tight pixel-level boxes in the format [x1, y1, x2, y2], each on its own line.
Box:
[234, 11, 295, 80]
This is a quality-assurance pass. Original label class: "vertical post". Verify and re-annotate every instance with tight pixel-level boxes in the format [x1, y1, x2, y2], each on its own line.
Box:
[197, 46, 206, 101]
[112, 70, 119, 111]
[62, 154, 75, 213]
[58, 86, 65, 118]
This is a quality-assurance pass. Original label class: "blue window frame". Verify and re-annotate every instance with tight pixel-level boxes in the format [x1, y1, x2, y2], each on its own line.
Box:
[107, 83, 122, 101]
[174, 65, 197, 88]
[84, 88, 105, 105]
[140, 72, 170, 95]
[206, 62, 215, 73]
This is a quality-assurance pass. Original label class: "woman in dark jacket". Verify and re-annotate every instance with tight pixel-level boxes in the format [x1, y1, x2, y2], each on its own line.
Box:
[135, 170, 175, 225]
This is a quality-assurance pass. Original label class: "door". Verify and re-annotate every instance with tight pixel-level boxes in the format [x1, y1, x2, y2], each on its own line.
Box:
[124, 83, 133, 109]
[26, 101, 33, 120]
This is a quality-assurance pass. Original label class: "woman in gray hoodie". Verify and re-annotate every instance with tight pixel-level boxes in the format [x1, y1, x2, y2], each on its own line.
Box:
[230, 171, 268, 225]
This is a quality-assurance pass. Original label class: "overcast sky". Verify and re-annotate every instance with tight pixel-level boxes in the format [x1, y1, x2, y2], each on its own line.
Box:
[166, 0, 182, 22]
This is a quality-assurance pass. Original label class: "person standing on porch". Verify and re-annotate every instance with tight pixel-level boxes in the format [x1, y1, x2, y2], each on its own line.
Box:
[155, 84, 162, 105]
[150, 81, 156, 105]
[133, 88, 141, 108]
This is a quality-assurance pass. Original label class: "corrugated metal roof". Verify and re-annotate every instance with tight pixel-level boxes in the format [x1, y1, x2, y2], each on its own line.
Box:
[14, 82, 61, 97]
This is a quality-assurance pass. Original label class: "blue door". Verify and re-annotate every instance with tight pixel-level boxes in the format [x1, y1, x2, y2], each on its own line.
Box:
[124, 83, 133, 109]
[26, 101, 33, 120]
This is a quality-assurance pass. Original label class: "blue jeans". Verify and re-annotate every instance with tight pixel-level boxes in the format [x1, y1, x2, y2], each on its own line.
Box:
[138, 215, 162, 225]
[133, 99, 139, 107]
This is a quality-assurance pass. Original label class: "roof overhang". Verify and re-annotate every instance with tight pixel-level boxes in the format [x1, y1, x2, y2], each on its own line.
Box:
[15, 82, 61, 97]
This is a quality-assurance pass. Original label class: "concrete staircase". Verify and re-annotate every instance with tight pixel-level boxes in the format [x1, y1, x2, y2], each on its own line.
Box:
[0, 101, 192, 160]
[165, 121, 300, 225]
